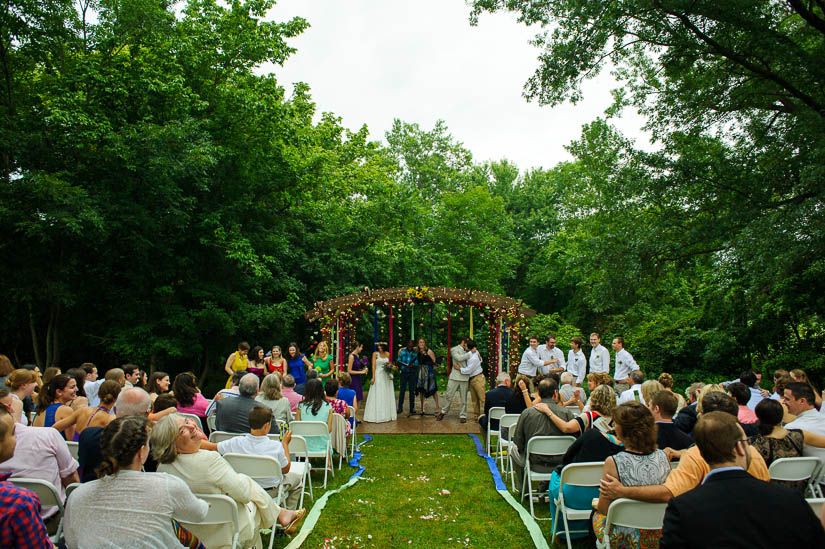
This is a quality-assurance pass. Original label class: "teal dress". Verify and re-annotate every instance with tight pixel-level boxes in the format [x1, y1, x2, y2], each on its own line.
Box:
[297, 401, 331, 452]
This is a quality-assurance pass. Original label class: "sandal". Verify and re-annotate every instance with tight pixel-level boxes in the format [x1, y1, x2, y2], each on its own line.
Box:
[280, 508, 307, 535]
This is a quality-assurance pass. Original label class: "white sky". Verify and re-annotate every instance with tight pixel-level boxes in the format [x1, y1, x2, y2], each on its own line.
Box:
[261, 0, 650, 172]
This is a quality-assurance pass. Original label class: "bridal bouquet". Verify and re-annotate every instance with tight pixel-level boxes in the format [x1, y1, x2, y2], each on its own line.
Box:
[383, 362, 399, 379]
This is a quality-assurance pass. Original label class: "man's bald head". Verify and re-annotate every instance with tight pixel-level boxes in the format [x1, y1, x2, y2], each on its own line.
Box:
[114, 387, 151, 417]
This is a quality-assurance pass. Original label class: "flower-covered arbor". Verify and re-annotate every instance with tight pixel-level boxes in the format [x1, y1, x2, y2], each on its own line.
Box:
[303, 287, 536, 379]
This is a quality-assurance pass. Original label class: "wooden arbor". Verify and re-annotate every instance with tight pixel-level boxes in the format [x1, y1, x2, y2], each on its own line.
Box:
[303, 287, 536, 378]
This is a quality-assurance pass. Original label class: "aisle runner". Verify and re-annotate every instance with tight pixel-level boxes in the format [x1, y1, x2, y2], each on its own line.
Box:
[467, 434, 550, 549]
[283, 435, 373, 549]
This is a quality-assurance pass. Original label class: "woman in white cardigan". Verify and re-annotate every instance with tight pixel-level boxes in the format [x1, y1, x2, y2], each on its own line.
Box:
[151, 414, 306, 548]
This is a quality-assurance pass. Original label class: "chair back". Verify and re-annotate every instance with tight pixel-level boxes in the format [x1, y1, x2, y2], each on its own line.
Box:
[206, 414, 217, 431]
[208, 430, 241, 444]
[566, 406, 581, 415]
[290, 420, 331, 438]
[808, 498, 825, 516]
[488, 407, 506, 427]
[526, 435, 576, 458]
[769, 456, 821, 482]
[66, 440, 79, 460]
[498, 414, 520, 439]
[65, 482, 81, 501]
[604, 498, 667, 530]
[175, 494, 239, 549]
[289, 434, 310, 460]
[348, 405, 355, 420]
[559, 461, 604, 489]
[178, 412, 205, 433]
[9, 478, 64, 542]
[223, 453, 283, 485]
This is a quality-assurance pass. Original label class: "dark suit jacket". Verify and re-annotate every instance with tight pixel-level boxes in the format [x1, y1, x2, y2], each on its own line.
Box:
[482, 385, 514, 430]
[656, 422, 693, 451]
[215, 395, 277, 434]
[660, 469, 825, 548]
[673, 402, 698, 434]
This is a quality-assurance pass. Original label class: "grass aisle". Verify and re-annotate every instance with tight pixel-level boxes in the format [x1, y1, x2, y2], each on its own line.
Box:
[283, 434, 540, 548]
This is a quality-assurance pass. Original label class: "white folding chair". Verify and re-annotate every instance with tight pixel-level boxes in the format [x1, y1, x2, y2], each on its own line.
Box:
[10, 478, 65, 544]
[552, 462, 604, 549]
[497, 414, 520, 490]
[769, 456, 823, 498]
[485, 407, 506, 456]
[521, 435, 576, 519]
[596, 498, 667, 549]
[287, 434, 313, 508]
[223, 453, 285, 505]
[66, 440, 79, 460]
[208, 430, 241, 444]
[348, 405, 357, 459]
[206, 414, 217, 431]
[175, 493, 240, 549]
[289, 421, 334, 488]
[807, 497, 825, 516]
[670, 459, 680, 470]
[65, 482, 81, 501]
[178, 412, 205, 433]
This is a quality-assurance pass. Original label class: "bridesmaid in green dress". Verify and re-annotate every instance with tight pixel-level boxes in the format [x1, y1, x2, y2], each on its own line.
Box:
[312, 341, 336, 387]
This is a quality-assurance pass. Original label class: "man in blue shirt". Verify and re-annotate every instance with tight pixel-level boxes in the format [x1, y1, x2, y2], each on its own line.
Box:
[397, 340, 419, 416]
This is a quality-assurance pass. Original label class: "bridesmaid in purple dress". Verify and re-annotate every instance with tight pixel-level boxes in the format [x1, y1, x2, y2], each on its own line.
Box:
[347, 342, 368, 401]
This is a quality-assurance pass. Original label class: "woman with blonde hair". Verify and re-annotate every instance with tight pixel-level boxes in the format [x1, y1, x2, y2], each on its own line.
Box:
[658, 372, 686, 411]
[151, 413, 306, 546]
[5, 369, 38, 424]
[265, 346, 286, 376]
[255, 373, 292, 425]
[641, 379, 664, 405]
[0, 354, 13, 389]
[583, 372, 614, 411]
[311, 341, 336, 387]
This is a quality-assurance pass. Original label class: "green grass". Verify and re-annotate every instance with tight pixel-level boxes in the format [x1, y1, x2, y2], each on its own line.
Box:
[267, 434, 594, 548]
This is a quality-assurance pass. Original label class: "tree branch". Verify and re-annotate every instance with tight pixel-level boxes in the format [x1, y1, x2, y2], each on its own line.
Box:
[786, 0, 825, 36]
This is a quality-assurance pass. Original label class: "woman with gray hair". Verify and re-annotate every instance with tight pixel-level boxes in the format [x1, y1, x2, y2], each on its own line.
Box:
[151, 413, 306, 547]
[255, 373, 292, 425]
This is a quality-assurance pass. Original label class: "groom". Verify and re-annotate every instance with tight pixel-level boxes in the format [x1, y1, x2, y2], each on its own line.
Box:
[437, 337, 471, 423]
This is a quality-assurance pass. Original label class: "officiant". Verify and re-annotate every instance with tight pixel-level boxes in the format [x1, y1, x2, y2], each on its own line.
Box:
[397, 340, 419, 416]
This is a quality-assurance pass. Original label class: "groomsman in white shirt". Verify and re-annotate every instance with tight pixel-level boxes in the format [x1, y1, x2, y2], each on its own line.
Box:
[462, 340, 486, 420]
[566, 337, 586, 386]
[518, 336, 555, 378]
[537, 335, 565, 376]
[588, 333, 610, 375]
[612, 336, 637, 392]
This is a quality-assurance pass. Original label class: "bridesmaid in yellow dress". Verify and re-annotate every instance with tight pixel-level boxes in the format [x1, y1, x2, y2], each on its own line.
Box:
[312, 341, 336, 387]
[223, 342, 250, 388]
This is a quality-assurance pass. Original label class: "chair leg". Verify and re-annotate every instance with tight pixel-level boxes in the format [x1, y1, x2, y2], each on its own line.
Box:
[561, 499, 574, 549]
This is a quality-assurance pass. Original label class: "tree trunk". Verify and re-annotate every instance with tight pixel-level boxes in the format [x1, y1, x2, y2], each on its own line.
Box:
[45, 303, 60, 367]
[28, 304, 43, 369]
[149, 353, 158, 375]
[198, 344, 211, 388]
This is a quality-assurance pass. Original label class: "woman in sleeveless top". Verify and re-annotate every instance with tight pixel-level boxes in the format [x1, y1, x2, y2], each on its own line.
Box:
[415, 339, 439, 415]
[223, 342, 250, 389]
[247, 346, 266, 380]
[51, 380, 121, 438]
[311, 341, 336, 388]
[33, 374, 78, 440]
[266, 346, 286, 376]
[593, 402, 670, 548]
[347, 342, 367, 402]
[5, 369, 38, 425]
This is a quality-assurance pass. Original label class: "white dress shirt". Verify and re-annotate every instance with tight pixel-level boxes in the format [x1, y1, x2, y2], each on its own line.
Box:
[567, 349, 586, 384]
[614, 348, 637, 381]
[518, 347, 544, 377]
[217, 434, 288, 488]
[589, 344, 610, 374]
[537, 345, 565, 375]
[462, 350, 484, 377]
[618, 384, 645, 405]
[785, 408, 825, 466]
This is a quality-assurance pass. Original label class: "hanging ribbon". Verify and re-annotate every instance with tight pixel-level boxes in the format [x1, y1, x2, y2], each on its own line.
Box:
[429, 307, 433, 345]
[389, 305, 393, 355]
[469, 307, 474, 339]
[373, 307, 378, 352]
[447, 305, 452, 369]
[498, 317, 503, 373]
[411, 304, 415, 341]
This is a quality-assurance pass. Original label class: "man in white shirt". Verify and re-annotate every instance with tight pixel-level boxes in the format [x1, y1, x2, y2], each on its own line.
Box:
[588, 333, 610, 375]
[566, 337, 586, 386]
[123, 364, 140, 388]
[517, 336, 554, 378]
[611, 336, 637, 391]
[461, 340, 486, 419]
[784, 382, 825, 469]
[537, 335, 565, 376]
[217, 405, 303, 510]
[618, 371, 646, 405]
[82, 363, 104, 407]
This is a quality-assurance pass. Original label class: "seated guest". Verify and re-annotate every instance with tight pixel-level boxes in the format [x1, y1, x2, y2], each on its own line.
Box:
[65, 367, 90, 411]
[65, 416, 209, 548]
[660, 411, 825, 547]
[749, 398, 825, 493]
[593, 402, 671, 547]
[172, 372, 209, 419]
[217, 406, 303, 509]
[510, 378, 575, 492]
[152, 414, 306, 546]
[0, 407, 51, 547]
[770, 368, 790, 400]
[617, 370, 645, 404]
[256, 373, 292, 426]
[673, 382, 704, 434]
[50, 380, 121, 436]
[541, 384, 617, 435]
[105, 367, 126, 387]
[206, 369, 246, 417]
[478, 372, 513, 434]
[558, 372, 577, 405]
[4, 368, 38, 425]
[81, 363, 102, 407]
[581, 372, 613, 411]
[33, 374, 78, 440]
[505, 374, 536, 416]
[790, 368, 822, 409]
[740, 369, 765, 410]
[78, 387, 154, 483]
[295, 379, 332, 454]
[546, 386, 621, 540]
[650, 390, 692, 451]
[324, 379, 350, 436]
[640, 379, 663, 406]
[281, 374, 304, 413]
[216, 373, 275, 434]
[336, 372, 358, 430]
[784, 381, 825, 466]
[146, 371, 171, 403]
[599, 392, 769, 505]
[151, 393, 178, 419]
[728, 382, 758, 424]
[658, 373, 686, 411]
[0, 399, 79, 524]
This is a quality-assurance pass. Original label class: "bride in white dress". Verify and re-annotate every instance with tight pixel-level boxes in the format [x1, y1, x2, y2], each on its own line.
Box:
[363, 343, 397, 423]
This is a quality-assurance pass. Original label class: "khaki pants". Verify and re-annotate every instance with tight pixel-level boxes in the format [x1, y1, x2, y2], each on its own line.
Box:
[266, 471, 304, 510]
[467, 374, 486, 417]
[441, 378, 469, 419]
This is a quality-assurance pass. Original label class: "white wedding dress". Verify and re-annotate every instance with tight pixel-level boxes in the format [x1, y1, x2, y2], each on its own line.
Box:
[363, 354, 397, 423]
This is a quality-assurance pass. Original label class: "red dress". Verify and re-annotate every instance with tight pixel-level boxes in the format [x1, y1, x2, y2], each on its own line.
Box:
[266, 357, 286, 376]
